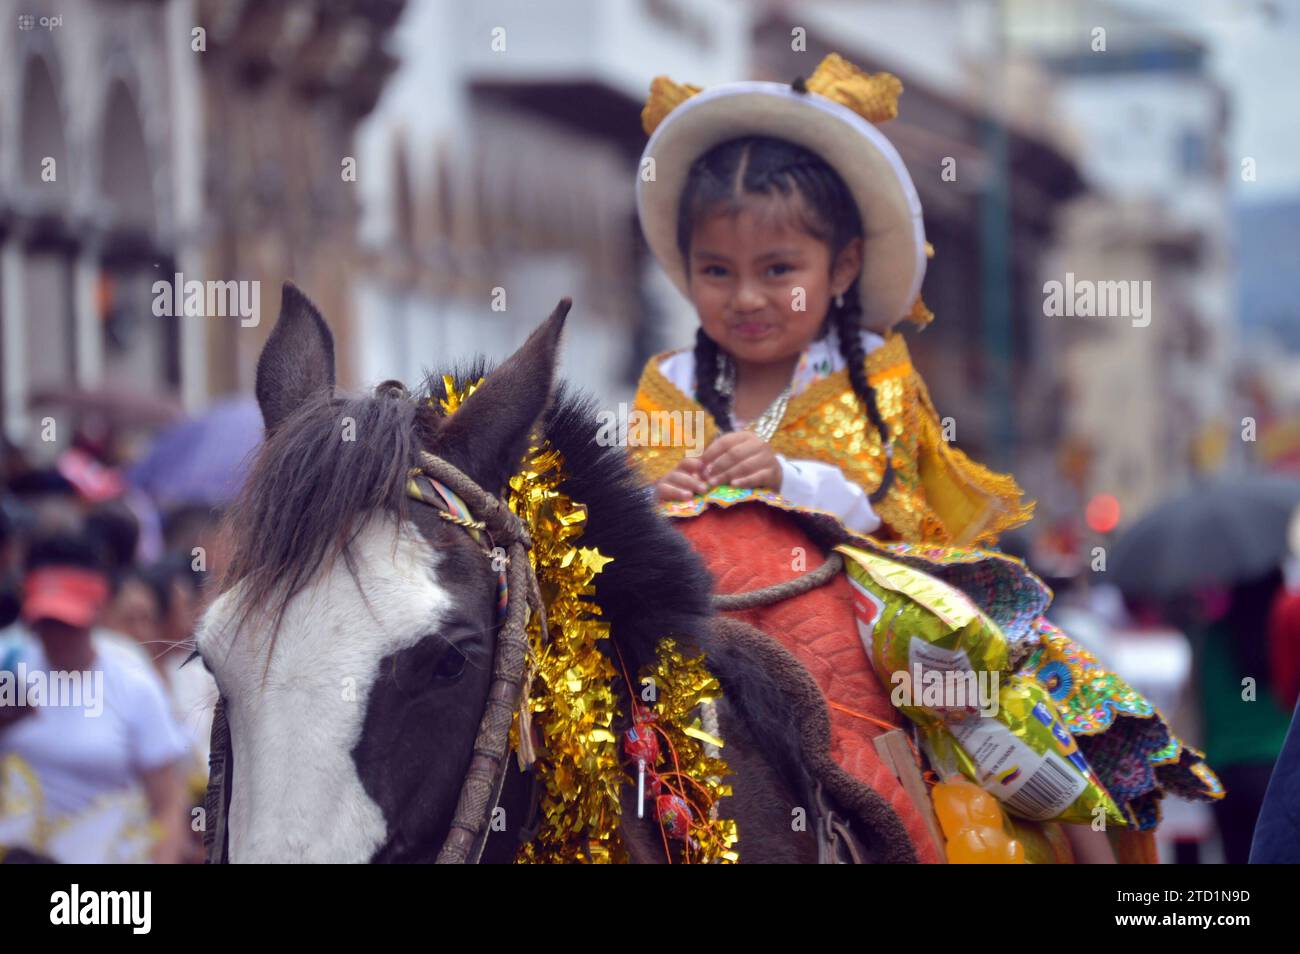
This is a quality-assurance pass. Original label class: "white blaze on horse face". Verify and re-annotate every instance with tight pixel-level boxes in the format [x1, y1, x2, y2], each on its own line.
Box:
[196, 514, 452, 863]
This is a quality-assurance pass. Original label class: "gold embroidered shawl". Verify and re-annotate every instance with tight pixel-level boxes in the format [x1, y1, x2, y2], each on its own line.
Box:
[628, 332, 1034, 548]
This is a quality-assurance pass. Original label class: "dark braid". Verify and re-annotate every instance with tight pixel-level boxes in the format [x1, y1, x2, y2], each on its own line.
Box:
[832, 290, 895, 503]
[676, 135, 894, 501]
[692, 327, 734, 432]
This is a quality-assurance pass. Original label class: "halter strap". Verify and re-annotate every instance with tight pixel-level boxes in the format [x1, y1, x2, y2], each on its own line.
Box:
[406, 450, 545, 864]
[205, 450, 542, 865]
[408, 470, 509, 623]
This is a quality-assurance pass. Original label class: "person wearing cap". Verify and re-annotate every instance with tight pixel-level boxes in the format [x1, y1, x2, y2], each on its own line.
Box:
[0, 532, 190, 863]
[625, 53, 1223, 862]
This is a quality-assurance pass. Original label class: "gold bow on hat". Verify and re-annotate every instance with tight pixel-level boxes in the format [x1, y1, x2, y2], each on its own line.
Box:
[641, 53, 903, 136]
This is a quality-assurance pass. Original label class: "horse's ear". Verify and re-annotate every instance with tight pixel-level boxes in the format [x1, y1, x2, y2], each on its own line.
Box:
[436, 298, 571, 491]
[255, 282, 336, 435]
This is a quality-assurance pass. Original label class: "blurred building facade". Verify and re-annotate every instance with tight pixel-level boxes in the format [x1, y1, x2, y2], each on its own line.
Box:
[350, 0, 756, 407]
[0, 0, 404, 458]
[1010, 0, 1237, 529]
[0, 0, 1264, 557]
[1, 0, 197, 449]
[1235, 195, 1300, 474]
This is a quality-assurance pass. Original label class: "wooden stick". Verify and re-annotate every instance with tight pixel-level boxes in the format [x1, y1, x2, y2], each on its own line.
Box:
[874, 729, 947, 863]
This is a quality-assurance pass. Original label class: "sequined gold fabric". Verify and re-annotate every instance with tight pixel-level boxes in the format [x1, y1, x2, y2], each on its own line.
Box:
[629, 333, 1035, 548]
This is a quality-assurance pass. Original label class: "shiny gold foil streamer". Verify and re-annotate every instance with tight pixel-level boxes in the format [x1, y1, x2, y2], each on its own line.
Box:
[436, 378, 736, 862]
[643, 638, 739, 863]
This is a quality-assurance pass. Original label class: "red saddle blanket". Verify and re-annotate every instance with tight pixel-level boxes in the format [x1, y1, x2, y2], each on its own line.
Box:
[675, 504, 943, 864]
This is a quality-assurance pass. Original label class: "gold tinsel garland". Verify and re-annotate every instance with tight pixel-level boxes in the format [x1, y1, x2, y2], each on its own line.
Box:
[640, 639, 739, 863]
[435, 376, 737, 863]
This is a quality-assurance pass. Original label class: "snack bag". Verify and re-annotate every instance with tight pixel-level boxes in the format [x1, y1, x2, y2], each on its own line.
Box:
[925, 674, 1124, 825]
[840, 544, 1124, 827]
[841, 545, 1008, 724]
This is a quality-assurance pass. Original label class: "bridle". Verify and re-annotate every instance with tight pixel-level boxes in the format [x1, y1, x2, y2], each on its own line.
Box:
[203, 450, 546, 864]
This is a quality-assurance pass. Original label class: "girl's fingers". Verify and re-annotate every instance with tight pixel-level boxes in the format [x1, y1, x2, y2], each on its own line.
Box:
[658, 468, 708, 501]
[727, 467, 779, 490]
[700, 432, 748, 470]
[676, 463, 709, 493]
[657, 480, 693, 502]
[709, 447, 768, 485]
[704, 444, 763, 483]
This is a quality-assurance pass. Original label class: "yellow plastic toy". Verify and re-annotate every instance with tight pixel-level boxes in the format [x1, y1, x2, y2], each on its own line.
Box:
[932, 776, 1026, 864]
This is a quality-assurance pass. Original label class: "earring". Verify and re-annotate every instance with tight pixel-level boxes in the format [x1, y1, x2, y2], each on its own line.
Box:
[834, 293, 845, 308]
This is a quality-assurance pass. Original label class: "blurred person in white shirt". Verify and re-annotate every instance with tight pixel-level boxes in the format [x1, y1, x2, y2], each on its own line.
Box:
[0, 532, 190, 863]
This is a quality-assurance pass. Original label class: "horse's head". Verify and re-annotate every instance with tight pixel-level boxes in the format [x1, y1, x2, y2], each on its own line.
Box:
[196, 283, 570, 862]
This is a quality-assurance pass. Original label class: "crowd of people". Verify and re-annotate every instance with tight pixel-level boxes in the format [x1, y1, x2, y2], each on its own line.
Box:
[0, 450, 221, 863]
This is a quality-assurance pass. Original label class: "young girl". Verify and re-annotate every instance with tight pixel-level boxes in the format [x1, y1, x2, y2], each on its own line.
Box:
[628, 54, 1222, 860]
[631, 58, 1031, 549]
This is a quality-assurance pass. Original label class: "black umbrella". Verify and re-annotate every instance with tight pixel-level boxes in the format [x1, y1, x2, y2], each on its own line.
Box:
[1110, 473, 1300, 598]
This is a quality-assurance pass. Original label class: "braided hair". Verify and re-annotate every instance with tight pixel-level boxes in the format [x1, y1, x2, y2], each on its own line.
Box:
[676, 135, 894, 503]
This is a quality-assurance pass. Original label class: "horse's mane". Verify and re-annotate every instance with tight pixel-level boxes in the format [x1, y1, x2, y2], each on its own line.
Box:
[218, 385, 425, 644]
[221, 360, 717, 671]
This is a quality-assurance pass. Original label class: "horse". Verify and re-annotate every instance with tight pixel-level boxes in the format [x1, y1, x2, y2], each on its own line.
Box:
[194, 283, 922, 863]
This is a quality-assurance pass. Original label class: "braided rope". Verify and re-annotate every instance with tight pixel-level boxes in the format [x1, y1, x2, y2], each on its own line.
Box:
[435, 510, 488, 534]
[416, 451, 531, 549]
[412, 451, 542, 865]
[712, 551, 844, 611]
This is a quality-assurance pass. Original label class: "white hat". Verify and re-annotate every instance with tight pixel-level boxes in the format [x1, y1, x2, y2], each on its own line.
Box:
[636, 56, 929, 333]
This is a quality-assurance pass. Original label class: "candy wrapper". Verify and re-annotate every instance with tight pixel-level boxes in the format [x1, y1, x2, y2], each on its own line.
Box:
[841, 546, 1009, 722]
[840, 545, 1124, 828]
[926, 675, 1124, 826]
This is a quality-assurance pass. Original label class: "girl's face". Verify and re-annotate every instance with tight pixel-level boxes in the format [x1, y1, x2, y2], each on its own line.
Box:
[685, 199, 861, 367]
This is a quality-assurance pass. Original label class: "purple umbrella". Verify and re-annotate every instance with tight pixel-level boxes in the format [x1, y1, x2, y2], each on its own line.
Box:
[128, 397, 263, 507]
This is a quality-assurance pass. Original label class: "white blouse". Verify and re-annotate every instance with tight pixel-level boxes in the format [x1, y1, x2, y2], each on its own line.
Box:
[659, 325, 886, 535]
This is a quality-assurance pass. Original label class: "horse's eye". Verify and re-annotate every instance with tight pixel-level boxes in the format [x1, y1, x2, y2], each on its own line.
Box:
[433, 641, 468, 681]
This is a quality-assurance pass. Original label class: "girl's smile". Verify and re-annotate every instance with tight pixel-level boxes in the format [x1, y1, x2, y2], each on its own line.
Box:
[686, 202, 860, 369]
[730, 319, 779, 341]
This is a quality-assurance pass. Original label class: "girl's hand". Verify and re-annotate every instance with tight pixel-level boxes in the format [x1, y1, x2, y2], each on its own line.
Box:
[700, 431, 783, 491]
[655, 456, 709, 502]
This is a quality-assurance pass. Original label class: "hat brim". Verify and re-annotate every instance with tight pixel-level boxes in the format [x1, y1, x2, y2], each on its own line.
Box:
[637, 82, 926, 332]
[22, 591, 99, 629]
[21, 568, 108, 629]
